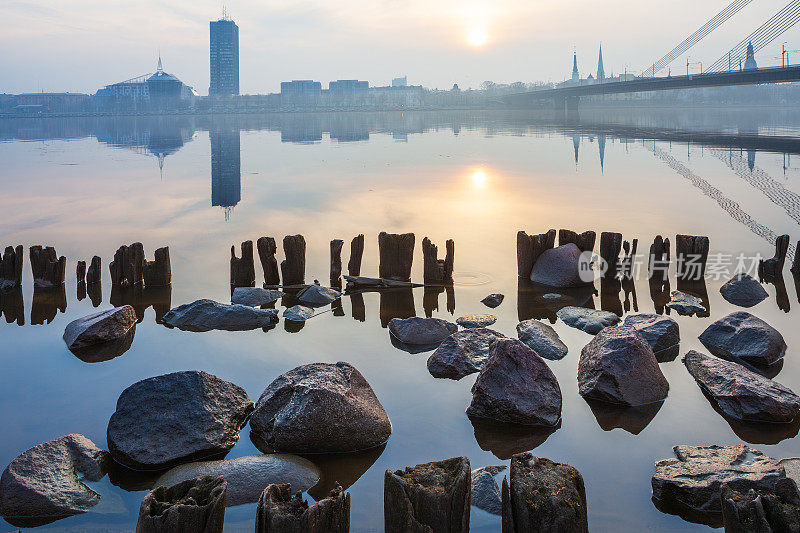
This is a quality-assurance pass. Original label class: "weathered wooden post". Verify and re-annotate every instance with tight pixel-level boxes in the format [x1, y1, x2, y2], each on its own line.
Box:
[759, 234, 790, 279]
[109, 243, 144, 287]
[86, 256, 102, 285]
[648, 235, 670, 280]
[230, 241, 255, 287]
[599, 232, 622, 277]
[516, 230, 556, 278]
[281, 235, 306, 286]
[136, 475, 227, 533]
[378, 232, 415, 282]
[255, 483, 350, 533]
[144, 247, 171, 287]
[76, 261, 86, 283]
[1, 245, 24, 290]
[30, 245, 66, 288]
[348, 234, 364, 277]
[558, 229, 596, 252]
[330, 239, 344, 282]
[257, 237, 281, 286]
[422, 237, 454, 284]
[793, 241, 800, 275]
[675, 234, 710, 281]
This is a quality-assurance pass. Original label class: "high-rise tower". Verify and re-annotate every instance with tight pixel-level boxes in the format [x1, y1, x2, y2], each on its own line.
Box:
[597, 45, 605, 82]
[210, 13, 239, 96]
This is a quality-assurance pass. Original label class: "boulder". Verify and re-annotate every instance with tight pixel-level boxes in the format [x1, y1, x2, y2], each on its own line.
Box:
[557, 306, 620, 334]
[578, 326, 669, 406]
[296, 285, 342, 307]
[389, 317, 458, 345]
[516, 319, 568, 360]
[107, 371, 254, 470]
[467, 338, 562, 426]
[481, 293, 504, 308]
[256, 483, 350, 533]
[455, 314, 497, 328]
[683, 350, 800, 424]
[231, 287, 284, 307]
[162, 299, 278, 332]
[249, 362, 392, 453]
[699, 312, 787, 368]
[666, 290, 706, 316]
[501, 453, 589, 533]
[63, 305, 137, 350]
[427, 328, 506, 380]
[720, 273, 769, 308]
[471, 466, 506, 515]
[529, 243, 591, 288]
[0, 434, 110, 519]
[622, 313, 680, 354]
[284, 305, 314, 321]
[136, 475, 226, 533]
[154, 455, 320, 507]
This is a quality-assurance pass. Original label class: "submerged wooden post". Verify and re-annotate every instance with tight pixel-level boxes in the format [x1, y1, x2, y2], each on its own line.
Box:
[136, 475, 227, 533]
[30, 245, 66, 288]
[558, 229, 596, 252]
[599, 232, 623, 277]
[255, 483, 350, 533]
[675, 234, 710, 281]
[230, 241, 255, 287]
[759, 234, 790, 279]
[257, 237, 281, 286]
[649, 235, 670, 279]
[281, 235, 306, 286]
[378, 232, 415, 282]
[330, 239, 344, 282]
[86, 256, 102, 285]
[516, 230, 556, 278]
[1, 245, 24, 290]
[422, 237, 454, 284]
[144, 247, 171, 287]
[109, 243, 144, 288]
[348, 234, 364, 277]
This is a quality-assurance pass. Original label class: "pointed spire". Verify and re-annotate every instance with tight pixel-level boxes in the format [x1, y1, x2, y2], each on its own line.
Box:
[572, 51, 579, 82]
[597, 44, 605, 82]
[157, 51, 163, 72]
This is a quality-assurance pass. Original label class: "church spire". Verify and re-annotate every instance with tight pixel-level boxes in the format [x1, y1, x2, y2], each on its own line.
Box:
[597, 44, 605, 82]
[572, 51, 579, 82]
[157, 51, 163, 72]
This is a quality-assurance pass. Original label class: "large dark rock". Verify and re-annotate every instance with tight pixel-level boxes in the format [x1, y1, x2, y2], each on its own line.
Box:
[699, 311, 787, 367]
[63, 305, 137, 352]
[471, 466, 506, 515]
[455, 314, 497, 328]
[384, 456, 471, 533]
[162, 299, 278, 332]
[231, 287, 284, 307]
[107, 371, 254, 470]
[481, 293, 504, 308]
[516, 319, 568, 360]
[296, 285, 341, 307]
[427, 328, 506, 380]
[557, 306, 620, 334]
[501, 453, 588, 533]
[720, 273, 769, 308]
[622, 313, 680, 354]
[578, 326, 669, 406]
[0, 434, 110, 520]
[250, 362, 392, 453]
[529, 243, 591, 288]
[389, 316, 458, 345]
[467, 338, 562, 426]
[683, 350, 800, 424]
[256, 483, 351, 533]
[136, 475, 227, 533]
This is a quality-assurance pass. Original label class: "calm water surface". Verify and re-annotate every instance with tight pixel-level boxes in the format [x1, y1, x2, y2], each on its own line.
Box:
[2, 109, 800, 532]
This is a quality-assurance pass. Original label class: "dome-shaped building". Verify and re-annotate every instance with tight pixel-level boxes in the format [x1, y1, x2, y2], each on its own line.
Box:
[147, 57, 183, 108]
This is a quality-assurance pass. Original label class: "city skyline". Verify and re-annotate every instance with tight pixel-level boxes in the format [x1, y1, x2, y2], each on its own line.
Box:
[3, 0, 800, 95]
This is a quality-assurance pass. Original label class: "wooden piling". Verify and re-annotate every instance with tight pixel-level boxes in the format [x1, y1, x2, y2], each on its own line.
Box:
[281, 235, 306, 286]
[378, 232, 415, 282]
[516, 230, 556, 278]
[257, 237, 281, 287]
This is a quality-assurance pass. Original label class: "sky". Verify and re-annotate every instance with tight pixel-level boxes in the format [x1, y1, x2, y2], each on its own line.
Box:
[1, 0, 800, 95]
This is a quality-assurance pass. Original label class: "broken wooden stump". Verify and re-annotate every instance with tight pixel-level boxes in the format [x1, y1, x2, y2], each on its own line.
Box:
[558, 229, 596, 252]
[759, 234, 790, 280]
[144, 247, 171, 287]
[255, 483, 350, 533]
[110, 243, 144, 288]
[136, 475, 226, 533]
[516, 230, 556, 278]
[230, 240, 255, 288]
[599, 232, 622, 278]
[378, 232, 415, 282]
[793, 241, 800, 275]
[29, 245, 66, 288]
[85, 256, 101, 285]
[649, 235, 670, 280]
[257, 237, 281, 287]
[281, 235, 306, 286]
[384, 456, 470, 533]
[1, 245, 23, 291]
[675, 234, 709, 281]
[330, 239, 344, 282]
[76, 261, 86, 283]
[348, 234, 365, 277]
[422, 237, 454, 284]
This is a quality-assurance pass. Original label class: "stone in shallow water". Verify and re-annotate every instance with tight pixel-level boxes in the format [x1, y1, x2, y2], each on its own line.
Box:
[107, 371, 254, 470]
[137, 475, 227, 533]
[720, 273, 769, 308]
[63, 305, 137, 350]
[427, 328, 505, 380]
[699, 311, 787, 368]
[529, 243, 591, 288]
[556, 306, 620, 334]
[622, 313, 680, 354]
[283, 305, 314, 321]
[516, 319, 568, 360]
[162, 299, 278, 332]
[481, 293, 504, 308]
[456, 314, 497, 328]
[388, 316, 458, 345]
[683, 350, 800, 424]
[471, 465, 506, 515]
[231, 287, 284, 307]
[296, 284, 341, 307]
[666, 290, 706, 316]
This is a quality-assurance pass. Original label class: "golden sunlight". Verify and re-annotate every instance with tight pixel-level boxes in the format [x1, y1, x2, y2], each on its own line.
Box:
[467, 27, 488, 47]
[470, 168, 488, 188]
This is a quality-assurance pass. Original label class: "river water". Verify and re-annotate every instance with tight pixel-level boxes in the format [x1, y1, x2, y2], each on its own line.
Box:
[1, 109, 800, 531]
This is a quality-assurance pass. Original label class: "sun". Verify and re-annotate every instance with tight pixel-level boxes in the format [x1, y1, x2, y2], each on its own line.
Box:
[470, 169, 488, 188]
[467, 27, 488, 47]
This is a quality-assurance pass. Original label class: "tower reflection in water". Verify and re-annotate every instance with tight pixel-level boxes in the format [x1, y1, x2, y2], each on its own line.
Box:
[210, 122, 241, 221]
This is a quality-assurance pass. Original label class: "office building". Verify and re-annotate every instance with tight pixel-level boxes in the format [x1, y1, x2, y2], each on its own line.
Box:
[210, 16, 240, 96]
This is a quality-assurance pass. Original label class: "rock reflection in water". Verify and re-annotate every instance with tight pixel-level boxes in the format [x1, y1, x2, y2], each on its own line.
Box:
[517, 278, 595, 323]
[301, 444, 386, 501]
[469, 415, 560, 460]
[697, 388, 800, 444]
[379, 288, 415, 328]
[110, 285, 172, 324]
[585, 398, 664, 435]
[652, 495, 723, 528]
[31, 286, 67, 325]
[68, 327, 136, 363]
[0, 287, 24, 326]
[676, 279, 710, 318]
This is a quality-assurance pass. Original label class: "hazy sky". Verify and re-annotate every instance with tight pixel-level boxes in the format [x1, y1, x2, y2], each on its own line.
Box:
[2, 0, 800, 94]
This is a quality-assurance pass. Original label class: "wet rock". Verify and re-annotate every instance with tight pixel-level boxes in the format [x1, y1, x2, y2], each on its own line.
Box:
[467, 338, 562, 426]
[557, 306, 620, 334]
[231, 287, 284, 307]
[389, 316, 458, 345]
[517, 229, 556, 278]
[456, 314, 497, 328]
[384, 456, 470, 533]
[257, 237, 281, 287]
[720, 480, 800, 533]
[296, 284, 341, 307]
[683, 350, 800, 424]
[347, 234, 364, 277]
[250, 362, 392, 453]
[281, 235, 306, 286]
[720, 273, 769, 308]
[155, 455, 320, 507]
[501, 453, 588, 533]
[471, 466, 506, 515]
[529, 243, 590, 288]
[652, 444, 786, 514]
[427, 328, 506, 380]
[63, 305, 137, 351]
[578, 326, 669, 406]
[481, 293, 504, 308]
[0, 434, 110, 519]
[622, 313, 680, 354]
[516, 319, 568, 361]
[256, 483, 350, 533]
[163, 299, 278, 332]
[137, 475, 226, 533]
[666, 290, 706, 316]
[107, 371, 254, 470]
[284, 305, 314, 322]
[699, 311, 786, 367]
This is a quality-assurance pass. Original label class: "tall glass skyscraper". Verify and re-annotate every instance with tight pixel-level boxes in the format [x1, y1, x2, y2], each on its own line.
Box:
[209, 18, 239, 96]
